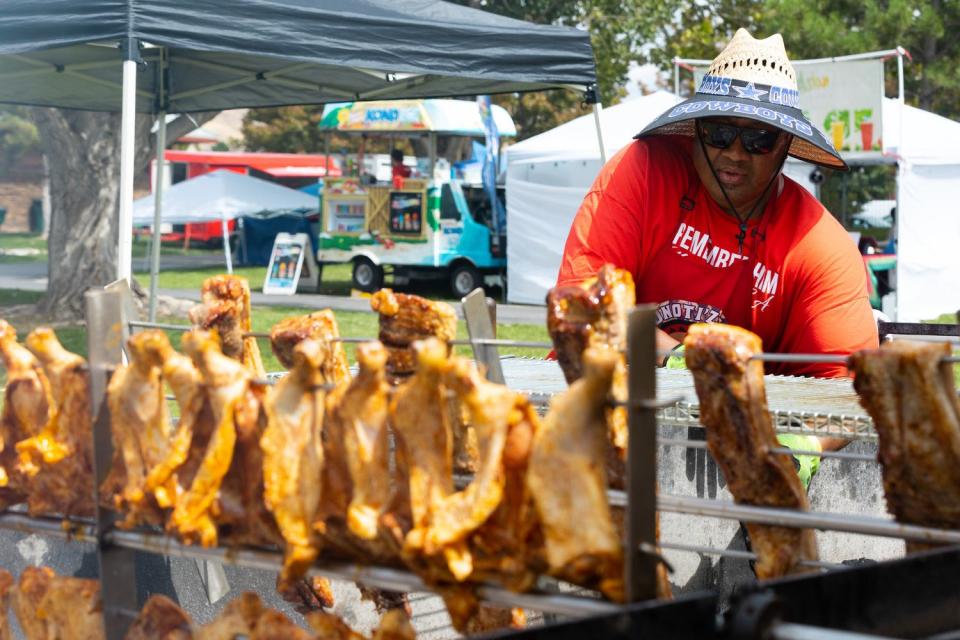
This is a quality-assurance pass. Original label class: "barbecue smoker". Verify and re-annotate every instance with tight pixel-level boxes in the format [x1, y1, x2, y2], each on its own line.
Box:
[1, 284, 958, 639]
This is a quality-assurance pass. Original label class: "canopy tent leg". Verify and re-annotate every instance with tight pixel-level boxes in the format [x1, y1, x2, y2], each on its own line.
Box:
[117, 40, 140, 283]
[221, 216, 233, 274]
[148, 110, 166, 322]
[592, 101, 607, 166]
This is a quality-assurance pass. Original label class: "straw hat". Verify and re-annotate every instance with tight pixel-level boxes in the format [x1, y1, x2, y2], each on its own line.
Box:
[637, 29, 847, 170]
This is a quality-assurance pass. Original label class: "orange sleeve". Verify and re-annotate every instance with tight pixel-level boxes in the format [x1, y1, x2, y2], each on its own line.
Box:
[557, 145, 647, 287]
[778, 218, 879, 378]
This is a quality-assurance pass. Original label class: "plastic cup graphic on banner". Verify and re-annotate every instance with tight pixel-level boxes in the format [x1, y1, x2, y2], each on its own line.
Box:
[694, 58, 884, 159]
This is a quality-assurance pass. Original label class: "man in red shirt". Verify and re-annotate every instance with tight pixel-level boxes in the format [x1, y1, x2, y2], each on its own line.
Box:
[391, 149, 412, 179]
[559, 29, 878, 381]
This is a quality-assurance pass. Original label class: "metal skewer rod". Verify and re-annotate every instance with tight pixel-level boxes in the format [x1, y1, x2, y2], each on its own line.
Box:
[658, 541, 839, 570]
[657, 437, 876, 462]
[106, 530, 618, 616]
[652, 494, 960, 545]
[0, 512, 96, 540]
[129, 320, 193, 332]
[655, 350, 960, 364]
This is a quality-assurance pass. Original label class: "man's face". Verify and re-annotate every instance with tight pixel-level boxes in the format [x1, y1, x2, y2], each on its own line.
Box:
[691, 116, 791, 214]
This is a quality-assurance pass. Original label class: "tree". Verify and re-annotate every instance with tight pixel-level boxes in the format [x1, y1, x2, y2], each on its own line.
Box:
[0, 108, 39, 175]
[31, 109, 217, 321]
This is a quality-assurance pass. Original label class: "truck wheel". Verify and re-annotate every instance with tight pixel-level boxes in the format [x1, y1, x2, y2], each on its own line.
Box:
[352, 258, 384, 292]
[450, 263, 481, 298]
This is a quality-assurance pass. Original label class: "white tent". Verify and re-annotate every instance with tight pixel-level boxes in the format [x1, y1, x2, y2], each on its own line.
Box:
[882, 97, 960, 321]
[133, 169, 317, 272]
[505, 91, 817, 305]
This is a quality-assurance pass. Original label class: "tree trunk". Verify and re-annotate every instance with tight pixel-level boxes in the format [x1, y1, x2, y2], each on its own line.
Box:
[31, 108, 217, 321]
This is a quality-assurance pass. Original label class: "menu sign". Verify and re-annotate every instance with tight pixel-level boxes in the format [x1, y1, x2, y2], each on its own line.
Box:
[389, 192, 424, 235]
[263, 233, 308, 295]
[693, 58, 885, 158]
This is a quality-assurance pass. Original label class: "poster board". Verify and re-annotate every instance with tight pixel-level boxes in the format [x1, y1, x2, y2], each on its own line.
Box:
[389, 191, 425, 236]
[263, 232, 309, 295]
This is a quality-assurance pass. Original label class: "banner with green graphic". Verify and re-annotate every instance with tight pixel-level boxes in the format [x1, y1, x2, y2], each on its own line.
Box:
[693, 58, 885, 159]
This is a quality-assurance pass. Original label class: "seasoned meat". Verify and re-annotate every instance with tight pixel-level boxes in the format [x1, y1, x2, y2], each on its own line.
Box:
[16, 327, 95, 517]
[685, 323, 818, 578]
[0, 569, 12, 640]
[269, 310, 350, 382]
[262, 338, 329, 587]
[0, 320, 47, 509]
[125, 595, 193, 640]
[850, 340, 960, 552]
[526, 347, 624, 601]
[101, 330, 178, 528]
[370, 289, 457, 381]
[189, 275, 265, 377]
[13, 566, 105, 640]
[546, 264, 634, 458]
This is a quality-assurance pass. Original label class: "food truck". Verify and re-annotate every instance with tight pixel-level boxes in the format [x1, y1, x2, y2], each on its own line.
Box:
[316, 99, 516, 297]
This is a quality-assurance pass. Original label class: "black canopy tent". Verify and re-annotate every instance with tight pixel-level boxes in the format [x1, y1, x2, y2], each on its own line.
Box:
[0, 0, 598, 318]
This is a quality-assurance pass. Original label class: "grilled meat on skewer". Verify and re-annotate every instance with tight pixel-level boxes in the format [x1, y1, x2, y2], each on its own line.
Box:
[685, 323, 818, 578]
[15, 327, 95, 517]
[189, 275, 265, 377]
[850, 340, 960, 552]
[370, 289, 457, 382]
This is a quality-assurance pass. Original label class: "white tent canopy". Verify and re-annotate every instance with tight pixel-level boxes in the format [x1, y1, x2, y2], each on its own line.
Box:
[132, 169, 317, 225]
[133, 169, 317, 273]
[506, 91, 818, 306]
[882, 97, 960, 321]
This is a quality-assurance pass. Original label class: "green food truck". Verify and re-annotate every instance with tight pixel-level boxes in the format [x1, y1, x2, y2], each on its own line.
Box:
[316, 99, 515, 297]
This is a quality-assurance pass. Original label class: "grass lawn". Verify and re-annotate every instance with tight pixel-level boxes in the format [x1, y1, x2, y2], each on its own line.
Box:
[0, 233, 47, 264]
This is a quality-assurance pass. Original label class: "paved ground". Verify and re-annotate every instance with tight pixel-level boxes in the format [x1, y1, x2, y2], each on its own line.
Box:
[0, 260, 546, 325]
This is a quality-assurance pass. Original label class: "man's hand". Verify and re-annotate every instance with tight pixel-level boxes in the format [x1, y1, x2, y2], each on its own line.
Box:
[656, 329, 682, 367]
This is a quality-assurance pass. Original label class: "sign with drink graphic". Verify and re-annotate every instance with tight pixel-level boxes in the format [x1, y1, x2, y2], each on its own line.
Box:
[693, 58, 884, 159]
[263, 232, 311, 295]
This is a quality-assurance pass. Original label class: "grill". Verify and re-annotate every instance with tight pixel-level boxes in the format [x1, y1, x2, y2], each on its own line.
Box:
[2, 283, 957, 640]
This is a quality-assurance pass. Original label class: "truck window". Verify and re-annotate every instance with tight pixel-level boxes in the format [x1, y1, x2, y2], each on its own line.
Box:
[440, 184, 461, 221]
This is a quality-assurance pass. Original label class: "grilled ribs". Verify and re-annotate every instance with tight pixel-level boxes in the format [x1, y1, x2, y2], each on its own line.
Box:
[168, 330, 275, 547]
[125, 595, 192, 640]
[189, 275, 265, 377]
[15, 328, 95, 517]
[12, 566, 104, 640]
[101, 330, 179, 528]
[527, 347, 624, 601]
[546, 264, 634, 457]
[0, 320, 47, 509]
[262, 338, 330, 587]
[270, 311, 351, 383]
[370, 289, 457, 381]
[685, 323, 818, 578]
[0, 569, 11, 640]
[849, 340, 960, 552]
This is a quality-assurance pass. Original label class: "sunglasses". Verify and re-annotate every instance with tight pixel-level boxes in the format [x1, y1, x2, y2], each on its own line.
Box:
[698, 120, 783, 155]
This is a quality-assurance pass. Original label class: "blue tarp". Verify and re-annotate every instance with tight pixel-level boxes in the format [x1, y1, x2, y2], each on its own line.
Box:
[239, 215, 316, 266]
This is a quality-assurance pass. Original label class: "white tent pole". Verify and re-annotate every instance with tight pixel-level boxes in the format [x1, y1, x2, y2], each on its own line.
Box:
[117, 41, 139, 283]
[893, 46, 906, 321]
[592, 102, 607, 165]
[673, 57, 680, 97]
[222, 216, 233, 274]
[148, 110, 166, 322]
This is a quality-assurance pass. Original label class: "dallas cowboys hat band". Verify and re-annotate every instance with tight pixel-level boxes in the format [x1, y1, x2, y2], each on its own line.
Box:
[697, 75, 800, 109]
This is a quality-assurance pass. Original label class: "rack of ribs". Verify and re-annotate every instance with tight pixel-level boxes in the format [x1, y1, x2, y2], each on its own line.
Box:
[12, 566, 105, 640]
[526, 347, 624, 601]
[546, 264, 634, 459]
[685, 323, 818, 579]
[14, 327, 95, 518]
[100, 330, 180, 528]
[0, 320, 48, 509]
[269, 310, 351, 384]
[370, 289, 457, 382]
[261, 338, 330, 587]
[189, 275, 265, 377]
[849, 340, 960, 552]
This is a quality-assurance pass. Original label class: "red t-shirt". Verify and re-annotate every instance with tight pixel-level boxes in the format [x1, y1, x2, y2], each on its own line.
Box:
[558, 136, 878, 378]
